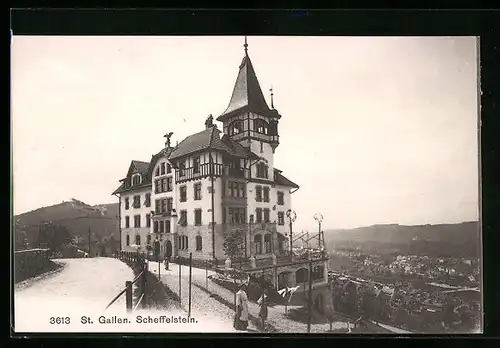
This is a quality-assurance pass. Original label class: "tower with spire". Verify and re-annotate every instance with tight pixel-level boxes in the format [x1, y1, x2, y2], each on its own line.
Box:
[217, 37, 281, 174]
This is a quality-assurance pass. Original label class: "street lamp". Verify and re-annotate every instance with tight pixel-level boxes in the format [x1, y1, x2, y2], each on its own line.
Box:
[313, 213, 324, 249]
[286, 209, 297, 261]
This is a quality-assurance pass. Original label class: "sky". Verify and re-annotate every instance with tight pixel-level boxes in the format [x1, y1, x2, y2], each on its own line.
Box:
[11, 36, 479, 231]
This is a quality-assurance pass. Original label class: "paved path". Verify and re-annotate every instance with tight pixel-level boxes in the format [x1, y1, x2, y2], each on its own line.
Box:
[150, 261, 350, 333]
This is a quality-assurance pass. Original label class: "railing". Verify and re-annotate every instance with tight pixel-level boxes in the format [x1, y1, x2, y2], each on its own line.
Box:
[108, 251, 148, 312]
[175, 163, 224, 182]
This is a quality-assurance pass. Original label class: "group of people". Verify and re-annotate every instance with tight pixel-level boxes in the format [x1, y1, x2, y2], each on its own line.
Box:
[233, 283, 270, 331]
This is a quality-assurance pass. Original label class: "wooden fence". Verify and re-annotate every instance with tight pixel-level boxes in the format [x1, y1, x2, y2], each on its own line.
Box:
[107, 251, 148, 312]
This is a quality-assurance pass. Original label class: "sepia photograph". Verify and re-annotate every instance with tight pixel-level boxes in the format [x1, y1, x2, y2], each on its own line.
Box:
[11, 35, 481, 334]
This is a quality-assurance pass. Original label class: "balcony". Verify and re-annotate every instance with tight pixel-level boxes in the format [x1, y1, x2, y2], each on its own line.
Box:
[175, 163, 223, 183]
[223, 166, 248, 179]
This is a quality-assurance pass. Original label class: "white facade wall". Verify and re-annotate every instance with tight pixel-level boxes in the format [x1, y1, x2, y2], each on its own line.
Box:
[120, 186, 153, 252]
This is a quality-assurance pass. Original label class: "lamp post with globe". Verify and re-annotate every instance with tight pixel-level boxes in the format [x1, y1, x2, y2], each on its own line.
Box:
[313, 213, 324, 249]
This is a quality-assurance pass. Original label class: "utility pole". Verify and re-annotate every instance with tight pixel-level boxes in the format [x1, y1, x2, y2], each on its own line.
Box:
[210, 153, 216, 263]
[307, 260, 313, 333]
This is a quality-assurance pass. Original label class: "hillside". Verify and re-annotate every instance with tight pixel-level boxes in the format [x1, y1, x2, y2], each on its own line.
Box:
[14, 199, 119, 252]
[324, 221, 481, 258]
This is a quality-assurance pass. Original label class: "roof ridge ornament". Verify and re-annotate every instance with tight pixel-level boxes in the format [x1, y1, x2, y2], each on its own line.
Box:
[270, 85, 274, 109]
[244, 36, 248, 56]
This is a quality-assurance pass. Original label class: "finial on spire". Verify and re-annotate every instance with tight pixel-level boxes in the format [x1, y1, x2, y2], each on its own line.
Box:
[270, 86, 274, 109]
[244, 36, 248, 55]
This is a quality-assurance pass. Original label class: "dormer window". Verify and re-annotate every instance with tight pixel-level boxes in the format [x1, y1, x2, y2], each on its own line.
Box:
[229, 120, 243, 135]
[254, 119, 269, 135]
[132, 174, 142, 186]
[256, 162, 269, 179]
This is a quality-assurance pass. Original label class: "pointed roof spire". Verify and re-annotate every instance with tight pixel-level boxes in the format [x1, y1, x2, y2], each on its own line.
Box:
[217, 37, 281, 122]
[270, 85, 274, 109]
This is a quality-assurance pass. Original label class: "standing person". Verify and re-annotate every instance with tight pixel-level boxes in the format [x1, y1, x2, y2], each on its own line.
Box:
[234, 283, 249, 331]
[258, 287, 269, 329]
[164, 256, 169, 271]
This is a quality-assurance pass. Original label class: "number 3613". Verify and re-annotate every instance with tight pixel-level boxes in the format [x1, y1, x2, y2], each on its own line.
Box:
[50, 317, 70, 324]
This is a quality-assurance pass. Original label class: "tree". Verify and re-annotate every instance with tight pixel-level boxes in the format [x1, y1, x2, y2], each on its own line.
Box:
[223, 229, 245, 261]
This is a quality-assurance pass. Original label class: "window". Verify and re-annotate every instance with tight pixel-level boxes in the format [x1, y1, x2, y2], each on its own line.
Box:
[155, 167, 160, 177]
[194, 182, 202, 200]
[147, 234, 151, 245]
[179, 162, 186, 177]
[134, 215, 141, 228]
[167, 177, 173, 192]
[263, 187, 270, 202]
[256, 186, 262, 202]
[126, 235, 130, 246]
[278, 212, 285, 225]
[179, 210, 187, 226]
[144, 193, 151, 207]
[254, 119, 269, 134]
[155, 200, 160, 214]
[180, 186, 187, 202]
[194, 209, 202, 226]
[277, 191, 284, 205]
[160, 162, 166, 175]
[125, 198, 129, 210]
[260, 142, 263, 153]
[264, 234, 272, 253]
[227, 207, 246, 224]
[165, 220, 171, 233]
[154, 180, 160, 194]
[193, 157, 200, 174]
[135, 234, 141, 246]
[263, 208, 270, 223]
[133, 195, 141, 209]
[160, 199, 167, 214]
[132, 174, 141, 186]
[125, 216, 130, 228]
[167, 198, 173, 214]
[155, 199, 170, 214]
[154, 221, 159, 233]
[256, 208, 262, 223]
[196, 235, 202, 251]
[167, 163, 172, 173]
[313, 265, 325, 281]
[239, 183, 245, 197]
[229, 120, 243, 135]
[162, 178, 167, 192]
[146, 214, 151, 227]
[256, 163, 269, 179]
[160, 220, 165, 233]
[254, 234, 262, 254]
[184, 236, 189, 250]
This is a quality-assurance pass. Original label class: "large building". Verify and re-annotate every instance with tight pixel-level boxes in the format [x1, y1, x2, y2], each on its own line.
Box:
[113, 39, 329, 300]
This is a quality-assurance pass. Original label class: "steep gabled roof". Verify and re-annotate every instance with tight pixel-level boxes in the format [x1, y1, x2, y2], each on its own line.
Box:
[274, 168, 299, 189]
[112, 160, 152, 195]
[146, 147, 174, 178]
[168, 126, 233, 160]
[217, 51, 281, 122]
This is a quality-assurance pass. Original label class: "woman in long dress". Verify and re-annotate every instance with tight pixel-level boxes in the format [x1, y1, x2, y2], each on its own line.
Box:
[234, 283, 249, 331]
[258, 288, 269, 329]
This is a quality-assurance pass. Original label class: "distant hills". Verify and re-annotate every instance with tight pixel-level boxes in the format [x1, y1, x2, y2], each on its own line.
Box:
[14, 199, 119, 252]
[324, 221, 481, 258]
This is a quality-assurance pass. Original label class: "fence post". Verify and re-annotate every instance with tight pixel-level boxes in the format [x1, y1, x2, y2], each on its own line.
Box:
[188, 252, 192, 318]
[307, 261, 313, 333]
[178, 262, 182, 304]
[205, 260, 208, 289]
[126, 281, 132, 312]
[142, 262, 148, 309]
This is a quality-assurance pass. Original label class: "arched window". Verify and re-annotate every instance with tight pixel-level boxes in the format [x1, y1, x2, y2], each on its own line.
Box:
[126, 235, 130, 246]
[165, 220, 171, 233]
[253, 119, 269, 135]
[135, 234, 141, 246]
[254, 234, 262, 254]
[229, 120, 243, 135]
[147, 234, 151, 245]
[196, 235, 202, 251]
[264, 234, 272, 253]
